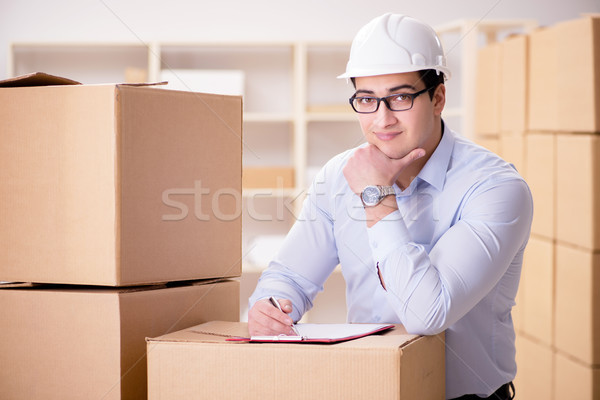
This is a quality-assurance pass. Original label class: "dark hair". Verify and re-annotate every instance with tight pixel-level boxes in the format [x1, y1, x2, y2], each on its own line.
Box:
[350, 69, 445, 100]
[418, 69, 445, 100]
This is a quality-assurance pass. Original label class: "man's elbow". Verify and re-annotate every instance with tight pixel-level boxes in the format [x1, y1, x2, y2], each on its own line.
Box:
[401, 307, 450, 336]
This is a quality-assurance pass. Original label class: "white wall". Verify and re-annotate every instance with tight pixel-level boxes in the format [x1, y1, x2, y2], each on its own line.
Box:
[2, 0, 600, 80]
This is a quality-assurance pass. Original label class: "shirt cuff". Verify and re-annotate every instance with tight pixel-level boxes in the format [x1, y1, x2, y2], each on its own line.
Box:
[367, 210, 412, 260]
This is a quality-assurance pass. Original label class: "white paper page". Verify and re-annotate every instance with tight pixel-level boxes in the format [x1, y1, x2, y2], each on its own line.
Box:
[294, 323, 392, 340]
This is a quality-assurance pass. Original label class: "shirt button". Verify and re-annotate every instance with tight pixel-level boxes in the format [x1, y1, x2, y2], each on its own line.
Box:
[371, 241, 378, 248]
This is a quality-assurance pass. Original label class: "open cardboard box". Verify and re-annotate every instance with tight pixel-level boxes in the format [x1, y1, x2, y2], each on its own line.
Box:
[0, 73, 242, 286]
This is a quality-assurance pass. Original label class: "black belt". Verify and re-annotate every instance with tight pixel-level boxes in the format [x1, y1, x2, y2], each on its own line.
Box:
[450, 382, 515, 400]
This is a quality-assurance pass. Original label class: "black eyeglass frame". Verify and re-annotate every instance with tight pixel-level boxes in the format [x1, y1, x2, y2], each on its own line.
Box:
[348, 86, 433, 114]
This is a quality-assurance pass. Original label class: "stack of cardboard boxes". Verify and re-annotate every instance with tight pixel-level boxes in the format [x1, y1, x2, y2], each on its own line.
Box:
[0, 73, 243, 399]
[474, 15, 600, 400]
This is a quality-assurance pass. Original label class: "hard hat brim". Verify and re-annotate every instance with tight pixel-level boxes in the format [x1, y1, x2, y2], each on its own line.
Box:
[337, 65, 451, 80]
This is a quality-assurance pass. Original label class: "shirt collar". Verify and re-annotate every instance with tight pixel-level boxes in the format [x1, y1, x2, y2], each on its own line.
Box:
[416, 120, 455, 191]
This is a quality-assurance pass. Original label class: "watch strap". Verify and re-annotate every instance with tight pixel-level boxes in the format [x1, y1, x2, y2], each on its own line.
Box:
[379, 185, 395, 197]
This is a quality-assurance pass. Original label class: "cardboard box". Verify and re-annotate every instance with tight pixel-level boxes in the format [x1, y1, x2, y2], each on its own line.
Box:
[555, 16, 600, 132]
[528, 16, 600, 132]
[146, 321, 445, 400]
[527, 26, 559, 131]
[474, 134, 501, 155]
[556, 134, 600, 250]
[520, 235, 554, 345]
[525, 133, 555, 239]
[0, 279, 239, 400]
[475, 42, 501, 135]
[499, 35, 528, 133]
[555, 243, 600, 365]
[499, 132, 526, 176]
[554, 351, 600, 400]
[0, 73, 242, 285]
[514, 335, 553, 400]
[513, 282, 524, 334]
[243, 166, 295, 189]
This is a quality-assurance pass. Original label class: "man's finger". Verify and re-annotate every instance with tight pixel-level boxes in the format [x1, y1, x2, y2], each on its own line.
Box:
[277, 298, 293, 314]
[391, 147, 426, 166]
[261, 299, 293, 325]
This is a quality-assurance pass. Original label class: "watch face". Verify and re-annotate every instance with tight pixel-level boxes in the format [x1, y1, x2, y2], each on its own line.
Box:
[361, 186, 381, 205]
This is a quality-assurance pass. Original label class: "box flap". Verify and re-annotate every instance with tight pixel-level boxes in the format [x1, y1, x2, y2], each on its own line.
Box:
[117, 81, 168, 88]
[147, 321, 249, 343]
[0, 72, 169, 89]
[0, 282, 38, 289]
[0, 281, 166, 294]
[0, 72, 81, 87]
[0, 279, 228, 293]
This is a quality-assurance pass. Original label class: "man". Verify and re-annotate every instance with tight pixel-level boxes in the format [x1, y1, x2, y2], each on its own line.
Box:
[248, 13, 532, 400]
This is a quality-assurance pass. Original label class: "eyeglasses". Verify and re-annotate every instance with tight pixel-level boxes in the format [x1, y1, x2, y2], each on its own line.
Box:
[349, 87, 432, 114]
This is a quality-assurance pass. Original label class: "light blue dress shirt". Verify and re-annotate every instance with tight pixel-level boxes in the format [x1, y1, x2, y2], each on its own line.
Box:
[249, 124, 533, 399]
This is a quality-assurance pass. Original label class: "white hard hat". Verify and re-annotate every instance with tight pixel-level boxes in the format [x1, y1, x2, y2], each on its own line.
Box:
[338, 13, 451, 80]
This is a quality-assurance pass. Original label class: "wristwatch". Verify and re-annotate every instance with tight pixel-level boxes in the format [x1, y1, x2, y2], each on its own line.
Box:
[360, 185, 395, 207]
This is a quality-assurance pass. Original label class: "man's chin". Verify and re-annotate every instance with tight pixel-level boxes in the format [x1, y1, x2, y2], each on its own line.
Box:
[380, 146, 410, 160]
[367, 141, 410, 160]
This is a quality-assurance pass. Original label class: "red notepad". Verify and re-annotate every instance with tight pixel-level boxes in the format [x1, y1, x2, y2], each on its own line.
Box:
[227, 323, 394, 343]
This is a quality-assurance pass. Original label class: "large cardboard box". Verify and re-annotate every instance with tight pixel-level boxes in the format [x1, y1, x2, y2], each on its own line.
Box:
[554, 351, 600, 400]
[0, 279, 239, 399]
[555, 16, 600, 132]
[475, 42, 501, 135]
[0, 73, 242, 286]
[528, 16, 600, 132]
[474, 134, 501, 156]
[554, 243, 600, 365]
[520, 235, 554, 345]
[513, 282, 524, 334]
[146, 321, 445, 400]
[499, 35, 528, 133]
[514, 335, 554, 400]
[527, 26, 559, 131]
[500, 132, 526, 176]
[556, 133, 600, 250]
[525, 133, 555, 239]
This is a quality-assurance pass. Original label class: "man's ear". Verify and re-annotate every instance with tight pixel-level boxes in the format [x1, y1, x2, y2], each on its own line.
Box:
[432, 84, 446, 116]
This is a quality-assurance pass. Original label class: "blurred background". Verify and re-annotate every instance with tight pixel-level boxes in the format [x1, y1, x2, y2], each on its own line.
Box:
[3, 1, 600, 398]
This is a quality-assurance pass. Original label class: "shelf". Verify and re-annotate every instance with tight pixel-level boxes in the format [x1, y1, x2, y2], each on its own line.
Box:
[9, 42, 149, 84]
[306, 111, 356, 122]
[157, 43, 294, 115]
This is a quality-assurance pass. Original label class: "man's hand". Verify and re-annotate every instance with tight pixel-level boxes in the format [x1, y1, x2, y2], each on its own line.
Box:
[343, 144, 425, 228]
[248, 298, 296, 336]
[343, 144, 426, 195]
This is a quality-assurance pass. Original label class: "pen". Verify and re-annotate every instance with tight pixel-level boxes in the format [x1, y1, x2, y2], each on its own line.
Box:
[269, 296, 300, 336]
